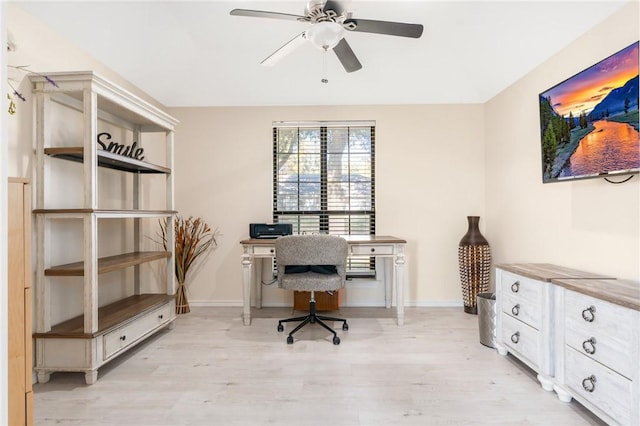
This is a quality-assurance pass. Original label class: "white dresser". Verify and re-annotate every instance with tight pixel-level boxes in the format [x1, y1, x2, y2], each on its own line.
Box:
[495, 264, 612, 392]
[551, 278, 640, 426]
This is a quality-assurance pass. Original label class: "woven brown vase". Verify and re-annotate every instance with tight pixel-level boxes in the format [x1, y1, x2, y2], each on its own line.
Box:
[458, 216, 491, 314]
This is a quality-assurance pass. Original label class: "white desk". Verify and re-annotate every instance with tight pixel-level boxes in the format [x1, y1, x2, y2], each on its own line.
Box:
[240, 235, 407, 326]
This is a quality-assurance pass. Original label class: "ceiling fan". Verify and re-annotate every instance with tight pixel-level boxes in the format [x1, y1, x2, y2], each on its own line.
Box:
[230, 0, 423, 74]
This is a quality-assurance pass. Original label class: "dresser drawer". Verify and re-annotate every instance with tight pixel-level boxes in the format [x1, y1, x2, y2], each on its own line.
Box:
[502, 291, 540, 329]
[103, 303, 172, 360]
[350, 244, 393, 256]
[565, 346, 631, 425]
[565, 290, 634, 378]
[501, 313, 539, 367]
[500, 271, 541, 304]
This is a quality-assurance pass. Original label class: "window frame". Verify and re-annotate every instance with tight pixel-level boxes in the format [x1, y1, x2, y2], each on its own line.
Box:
[272, 121, 376, 277]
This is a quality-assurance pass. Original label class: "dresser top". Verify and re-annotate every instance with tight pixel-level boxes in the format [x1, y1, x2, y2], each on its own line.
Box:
[551, 278, 640, 311]
[496, 263, 615, 282]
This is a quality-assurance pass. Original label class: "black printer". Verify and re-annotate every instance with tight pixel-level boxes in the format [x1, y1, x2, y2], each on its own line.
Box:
[249, 223, 292, 239]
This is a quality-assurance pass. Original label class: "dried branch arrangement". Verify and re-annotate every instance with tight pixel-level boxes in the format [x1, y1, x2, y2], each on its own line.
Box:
[159, 215, 220, 314]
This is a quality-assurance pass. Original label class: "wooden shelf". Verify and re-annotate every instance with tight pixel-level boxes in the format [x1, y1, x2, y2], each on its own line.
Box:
[34, 294, 173, 338]
[45, 147, 170, 174]
[33, 209, 176, 217]
[45, 251, 171, 276]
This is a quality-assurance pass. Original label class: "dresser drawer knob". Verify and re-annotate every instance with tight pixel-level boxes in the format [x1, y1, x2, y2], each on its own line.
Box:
[510, 281, 520, 293]
[510, 331, 520, 344]
[120, 335, 127, 341]
[511, 304, 520, 316]
[582, 375, 597, 393]
[158, 314, 164, 320]
[582, 337, 597, 354]
[581, 305, 596, 322]
[370, 248, 375, 253]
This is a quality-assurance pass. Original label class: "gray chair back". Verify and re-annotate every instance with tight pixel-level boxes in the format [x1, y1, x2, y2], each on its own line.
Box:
[275, 234, 348, 292]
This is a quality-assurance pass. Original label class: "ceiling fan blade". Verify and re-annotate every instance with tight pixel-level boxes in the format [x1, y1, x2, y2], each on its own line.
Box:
[261, 32, 308, 67]
[322, 1, 344, 16]
[343, 18, 423, 38]
[230, 9, 304, 22]
[333, 38, 362, 73]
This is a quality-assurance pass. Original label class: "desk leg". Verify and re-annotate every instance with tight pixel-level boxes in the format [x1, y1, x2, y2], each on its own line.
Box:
[255, 258, 263, 309]
[384, 257, 392, 309]
[241, 251, 252, 326]
[395, 246, 406, 326]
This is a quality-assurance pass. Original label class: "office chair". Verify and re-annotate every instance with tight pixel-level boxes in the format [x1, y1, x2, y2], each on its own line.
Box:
[275, 234, 349, 345]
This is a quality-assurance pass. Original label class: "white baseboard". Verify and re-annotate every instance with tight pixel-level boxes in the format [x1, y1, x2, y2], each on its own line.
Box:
[189, 300, 464, 308]
[406, 300, 463, 307]
[190, 300, 243, 307]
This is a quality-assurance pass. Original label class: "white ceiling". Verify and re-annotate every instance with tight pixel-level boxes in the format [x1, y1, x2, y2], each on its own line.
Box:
[13, 1, 630, 107]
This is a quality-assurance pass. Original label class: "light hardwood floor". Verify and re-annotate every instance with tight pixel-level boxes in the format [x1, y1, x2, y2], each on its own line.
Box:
[34, 307, 605, 425]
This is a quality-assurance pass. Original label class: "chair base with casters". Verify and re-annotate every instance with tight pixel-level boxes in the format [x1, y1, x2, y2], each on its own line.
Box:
[277, 290, 348, 345]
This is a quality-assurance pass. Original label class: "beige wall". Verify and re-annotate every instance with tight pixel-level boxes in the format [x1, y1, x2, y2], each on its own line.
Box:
[167, 105, 486, 306]
[485, 2, 639, 281]
[2, 2, 636, 423]
[6, 4, 163, 179]
[170, 1, 640, 307]
[5, 5, 173, 324]
[4, 1, 638, 314]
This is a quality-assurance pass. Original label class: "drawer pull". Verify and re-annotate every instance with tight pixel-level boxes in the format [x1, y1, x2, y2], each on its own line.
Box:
[582, 375, 597, 393]
[510, 331, 520, 344]
[270, 249, 274, 253]
[158, 314, 164, 320]
[120, 335, 126, 342]
[370, 248, 375, 253]
[582, 337, 597, 354]
[510, 281, 520, 293]
[511, 304, 520, 316]
[581, 305, 596, 322]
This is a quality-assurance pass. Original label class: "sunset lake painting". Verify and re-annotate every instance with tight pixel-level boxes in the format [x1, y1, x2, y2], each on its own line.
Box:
[539, 41, 639, 183]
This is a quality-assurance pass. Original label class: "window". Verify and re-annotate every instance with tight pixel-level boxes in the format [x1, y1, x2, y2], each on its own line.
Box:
[273, 121, 376, 276]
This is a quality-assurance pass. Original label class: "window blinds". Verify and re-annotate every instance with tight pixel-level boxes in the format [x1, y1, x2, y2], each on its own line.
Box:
[273, 122, 376, 274]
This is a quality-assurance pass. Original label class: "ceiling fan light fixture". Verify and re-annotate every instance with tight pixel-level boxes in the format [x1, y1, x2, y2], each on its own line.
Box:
[231, 2, 423, 74]
[306, 21, 344, 50]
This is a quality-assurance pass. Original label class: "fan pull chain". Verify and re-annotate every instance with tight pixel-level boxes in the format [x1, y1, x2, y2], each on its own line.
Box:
[321, 48, 328, 84]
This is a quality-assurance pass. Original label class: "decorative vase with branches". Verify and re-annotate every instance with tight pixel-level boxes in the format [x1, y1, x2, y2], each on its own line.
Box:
[158, 216, 219, 314]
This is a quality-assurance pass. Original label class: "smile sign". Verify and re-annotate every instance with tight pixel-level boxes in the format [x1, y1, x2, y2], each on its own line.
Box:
[97, 132, 144, 161]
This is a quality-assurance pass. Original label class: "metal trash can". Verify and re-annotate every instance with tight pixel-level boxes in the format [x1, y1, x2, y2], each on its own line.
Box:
[477, 292, 496, 348]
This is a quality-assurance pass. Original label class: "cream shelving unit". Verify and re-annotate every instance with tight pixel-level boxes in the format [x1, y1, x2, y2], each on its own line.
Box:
[31, 72, 178, 384]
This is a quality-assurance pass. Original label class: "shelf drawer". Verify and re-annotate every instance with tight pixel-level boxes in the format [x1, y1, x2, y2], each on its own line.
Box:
[350, 244, 393, 256]
[253, 246, 275, 256]
[500, 271, 541, 302]
[103, 303, 172, 360]
[501, 312, 540, 367]
[564, 290, 634, 379]
[565, 346, 631, 425]
[502, 291, 540, 329]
